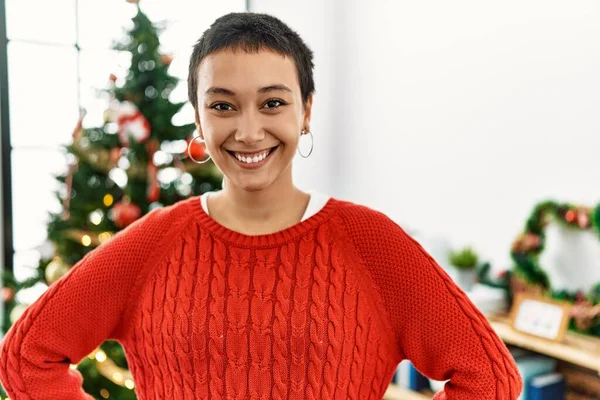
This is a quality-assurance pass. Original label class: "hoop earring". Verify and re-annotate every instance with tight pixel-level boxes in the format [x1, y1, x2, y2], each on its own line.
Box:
[298, 129, 314, 158]
[187, 135, 211, 164]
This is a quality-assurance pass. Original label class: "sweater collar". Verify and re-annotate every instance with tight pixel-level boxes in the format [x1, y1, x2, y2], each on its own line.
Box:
[187, 194, 340, 248]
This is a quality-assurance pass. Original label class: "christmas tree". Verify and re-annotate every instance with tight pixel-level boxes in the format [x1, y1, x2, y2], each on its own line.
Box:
[1, 5, 221, 399]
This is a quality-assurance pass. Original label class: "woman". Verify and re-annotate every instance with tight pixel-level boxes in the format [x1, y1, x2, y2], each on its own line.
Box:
[0, 12, 522, 400]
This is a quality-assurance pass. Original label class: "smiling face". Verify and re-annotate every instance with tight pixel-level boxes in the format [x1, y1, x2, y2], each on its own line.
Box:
[194, 48, 312, 193]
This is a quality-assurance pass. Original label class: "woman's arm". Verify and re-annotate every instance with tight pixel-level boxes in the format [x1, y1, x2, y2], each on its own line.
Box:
[0, 205, 186, 399]
[393, 243, 523, 399]
[339, 205, 523, 399]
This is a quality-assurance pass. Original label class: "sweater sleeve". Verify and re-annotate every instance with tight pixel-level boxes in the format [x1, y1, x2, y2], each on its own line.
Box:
[339, 205, 523, 399]
[0, 205, 185, 400]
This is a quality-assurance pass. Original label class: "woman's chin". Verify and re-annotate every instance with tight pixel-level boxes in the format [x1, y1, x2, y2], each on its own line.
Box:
[229, 175, 274, 192]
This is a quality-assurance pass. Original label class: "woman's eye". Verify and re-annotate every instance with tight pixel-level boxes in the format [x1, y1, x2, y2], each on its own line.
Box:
[212, 103, 233, 111]
[264, 99, 285, 109]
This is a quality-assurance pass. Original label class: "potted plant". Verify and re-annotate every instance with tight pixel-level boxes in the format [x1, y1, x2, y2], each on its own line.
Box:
[449, 246, 479, 291]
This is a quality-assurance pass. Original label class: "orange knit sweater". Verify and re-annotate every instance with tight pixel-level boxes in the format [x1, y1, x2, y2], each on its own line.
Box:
[0, 196, 522, 399]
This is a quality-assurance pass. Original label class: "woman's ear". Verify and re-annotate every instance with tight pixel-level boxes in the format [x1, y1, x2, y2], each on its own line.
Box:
[194, 108, 204, 139]
[303, 94, 313, 132]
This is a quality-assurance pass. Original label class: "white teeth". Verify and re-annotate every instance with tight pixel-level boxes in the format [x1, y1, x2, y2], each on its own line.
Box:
[234, 149, 270, 164]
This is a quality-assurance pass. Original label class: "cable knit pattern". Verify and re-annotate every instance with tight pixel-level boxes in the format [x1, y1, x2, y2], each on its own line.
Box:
[289, 233, 314, 400]
[0, 195, 522, 399]
[272, 242, 294, 400]
[209, 237, 227, 399]
[338, 202, 524, 399]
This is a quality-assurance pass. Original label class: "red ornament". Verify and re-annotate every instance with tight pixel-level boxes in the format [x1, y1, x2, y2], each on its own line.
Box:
[112, 197, 142, 228]
[107, 101, 151, 146]
[146, 162, 160, 203]
[577, 209, 590, 229]
[187, 136, 207, 161]
[160, 54, 173, 66]
[565, 209, 576, 223]
[1, 287, 15, 302]
[147, 183, 160, 203]
[109, 148, 121, 166]
[108, 73, 117, 83]
[144, 139, 161, 203]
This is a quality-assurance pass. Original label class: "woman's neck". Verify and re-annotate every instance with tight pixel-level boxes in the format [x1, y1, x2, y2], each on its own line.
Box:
[207, 177, 310, 236]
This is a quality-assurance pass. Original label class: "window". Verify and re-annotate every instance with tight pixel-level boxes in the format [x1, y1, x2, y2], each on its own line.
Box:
[2, 0, 246, 300]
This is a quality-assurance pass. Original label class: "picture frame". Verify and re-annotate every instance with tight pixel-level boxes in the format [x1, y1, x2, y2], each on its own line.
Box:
[509, 292, 572, 343]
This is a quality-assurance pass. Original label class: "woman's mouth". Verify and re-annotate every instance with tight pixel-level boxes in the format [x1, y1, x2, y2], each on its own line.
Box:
[226, 145, 279, 169]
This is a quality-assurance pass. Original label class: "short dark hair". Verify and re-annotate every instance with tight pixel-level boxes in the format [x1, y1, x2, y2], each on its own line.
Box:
[187, 12, 315, 111]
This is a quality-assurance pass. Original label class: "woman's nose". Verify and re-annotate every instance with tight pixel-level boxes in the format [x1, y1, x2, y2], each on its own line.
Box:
[234, 111, 265, 144]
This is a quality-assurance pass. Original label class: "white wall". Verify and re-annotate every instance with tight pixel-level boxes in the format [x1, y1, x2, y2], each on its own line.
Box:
[336, 0, 600, 270]
[253, 0, 600, 272]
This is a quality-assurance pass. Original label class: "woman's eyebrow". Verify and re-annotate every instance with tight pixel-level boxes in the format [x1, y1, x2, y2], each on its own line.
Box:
[258, 84, 292, 94]
[205, 87, 236, 96]
[204, 84, 292, 97]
